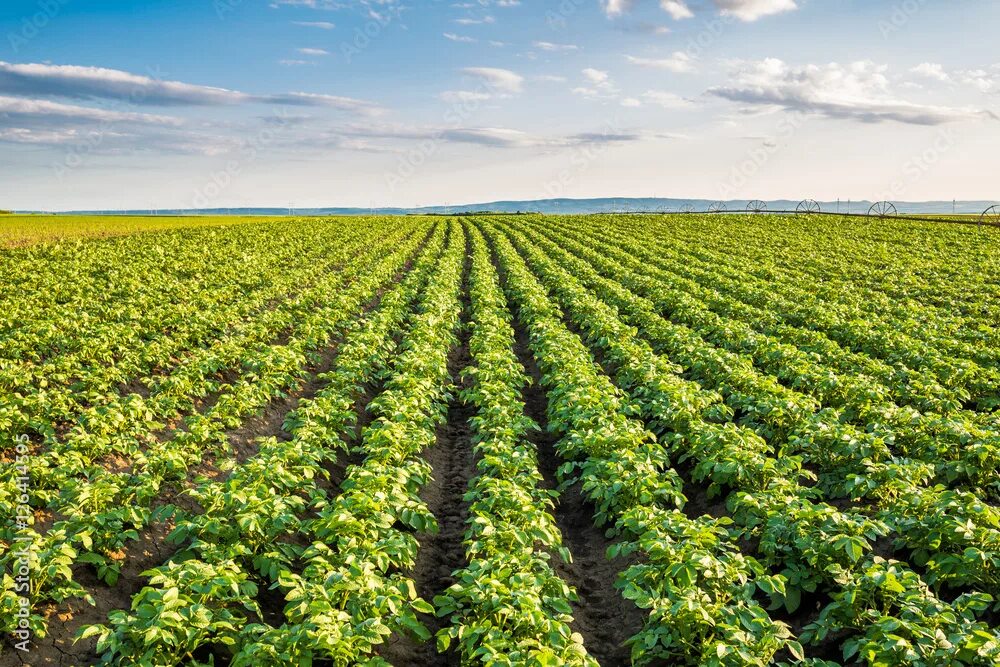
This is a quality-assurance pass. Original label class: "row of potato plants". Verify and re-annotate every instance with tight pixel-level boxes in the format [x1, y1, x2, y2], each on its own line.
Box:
[636, 216, 1000, 409]
[522, 218, 1000, 602]
[0, 221, 429, 639]
[0, 222, 378, 528]
[637, 213, 1000, 350]
[82, 223, 449, 665]
[558, 215, 1000, 501]
[593, 216, 960, 414]
[623, 214, 1000, 418]
[654, 215, 1000, 356]
[496, 219, 1000, 665]
[481, 222, 802, 666]
[231, 222, 466, 664]
[431, 223, 594, 664]
[0, 220, 356, 451]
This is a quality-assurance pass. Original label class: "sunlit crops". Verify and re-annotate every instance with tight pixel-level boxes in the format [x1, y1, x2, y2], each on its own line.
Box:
[2, 214, 999, 666]
[0, 215, 271, 247]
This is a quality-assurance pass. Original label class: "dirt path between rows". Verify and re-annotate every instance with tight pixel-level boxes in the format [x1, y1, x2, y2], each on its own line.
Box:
[379, 236, 473, 667]
[479, 220, 642, 665]
[509, 317, 644, 667]
[2, 235, 434, 667]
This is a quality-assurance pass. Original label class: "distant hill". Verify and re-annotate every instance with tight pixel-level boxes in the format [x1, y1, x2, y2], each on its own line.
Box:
[19, 198, 1000, 216]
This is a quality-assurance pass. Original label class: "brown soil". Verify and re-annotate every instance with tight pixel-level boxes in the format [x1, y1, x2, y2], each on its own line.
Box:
[379, 236, 474, 667]
[1, 239, 433, 667]
[510, 316, 645, 667]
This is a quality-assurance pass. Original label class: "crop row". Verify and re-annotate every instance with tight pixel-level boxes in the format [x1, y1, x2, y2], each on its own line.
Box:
[431, 222, 593, 663]
[633, 216, 1000, 408]
[545, 216, 1000, 501]
[84, 222, 451, 665]
[482, 222, 802, 665]
[0, 220, 358, 446]
[487, 216, 1000, 665]
[1, 220, 430, 639]
[511, 217, 1000, 600]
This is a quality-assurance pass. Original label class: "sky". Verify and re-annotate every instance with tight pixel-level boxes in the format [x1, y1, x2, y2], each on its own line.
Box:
[0, 0, 998, 210]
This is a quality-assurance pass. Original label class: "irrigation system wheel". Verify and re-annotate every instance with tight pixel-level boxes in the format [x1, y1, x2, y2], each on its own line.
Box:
[868, 201, 898, 218]
[746, 200, 768, 214]
[796, 199, 821, 214]
[679, 204, 695, 214]
[708, 202, 727, 213]
[979, 205, 1000, 227]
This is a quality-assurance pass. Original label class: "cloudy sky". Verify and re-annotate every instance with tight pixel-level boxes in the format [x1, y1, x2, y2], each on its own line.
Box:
[1, 0, 998, 210]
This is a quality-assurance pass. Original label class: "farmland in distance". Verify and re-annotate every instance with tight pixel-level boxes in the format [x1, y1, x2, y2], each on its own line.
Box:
[2, 213, 1000, 666]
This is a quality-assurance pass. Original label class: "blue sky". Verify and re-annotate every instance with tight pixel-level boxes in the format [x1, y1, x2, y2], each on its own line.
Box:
[1, 0, 998, 210]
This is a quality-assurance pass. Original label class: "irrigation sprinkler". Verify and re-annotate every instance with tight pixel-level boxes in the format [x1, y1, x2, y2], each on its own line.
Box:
[796, 199, 821, 214]
[708, 202, 728, 213]
[746, 200, 768, 214]
[679, 204, 695, 214]
[979, 205, 1000, 228]
[867, 201, 898, 218]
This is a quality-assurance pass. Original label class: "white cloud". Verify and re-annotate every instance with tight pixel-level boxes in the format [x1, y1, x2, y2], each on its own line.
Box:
[907, 62, 1000, 93]
[660, 0, 693, 20]
[0, 60, 380, 114]
[573, 68, 619, 101]
[709, 58, 996, 125]
[602, 0, 634, 17]
[439, 90, 492, 103]
[607, 0, 796, 21]
[444, 32, 476, 42]
[642, 90, 694, 108]
[534, 41, 579, 52]
[338, 121, 648, 150]
[292, 21, 335, 29]
[0, 95, 181, 125]
[621, 97, 642, 107]
[297, 47, 330, 56]
[441, 127, 534, 147]
[956, 68, 1000, 94]
[911, 62, 950, 82]
[713, 0, 797, 21]
[625, 52, 694, 73]
[265, 92, 383, 115]
[461, 67, 524, 94]
[0, 60, 245, 106]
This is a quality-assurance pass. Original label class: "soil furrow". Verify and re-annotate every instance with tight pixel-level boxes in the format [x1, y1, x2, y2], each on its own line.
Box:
[379, 241, 475, 667]
[482, 225, 642, 666]
[5, 246, 430, 667]
[510, 315, 643, 667]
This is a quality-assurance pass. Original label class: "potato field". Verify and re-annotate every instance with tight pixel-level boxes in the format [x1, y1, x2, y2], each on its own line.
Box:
[2, 214, 1000, 667]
